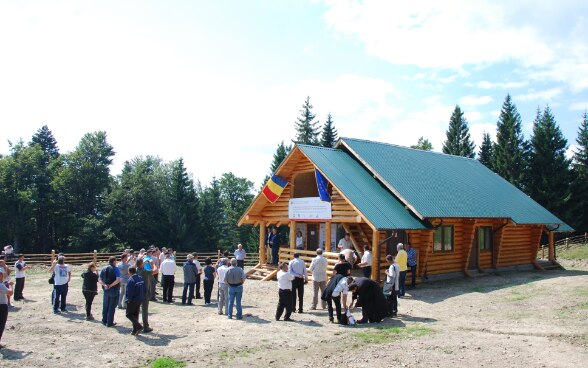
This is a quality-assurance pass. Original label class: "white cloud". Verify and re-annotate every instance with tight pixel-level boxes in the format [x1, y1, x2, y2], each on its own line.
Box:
[468, 81, 529, 90]
[517, 88, 563, 102]
[322, 0, 588, 91]
[459, 95, 494, 107]
[569, 102, 588, 111]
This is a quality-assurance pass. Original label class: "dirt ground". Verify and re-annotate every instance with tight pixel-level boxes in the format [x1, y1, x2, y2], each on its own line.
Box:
[1, 261, 587, 368]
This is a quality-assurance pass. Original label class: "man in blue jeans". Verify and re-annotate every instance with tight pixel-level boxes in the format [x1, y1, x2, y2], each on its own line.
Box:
[100, 256, 121, 327]
[224, 259, 246, 319]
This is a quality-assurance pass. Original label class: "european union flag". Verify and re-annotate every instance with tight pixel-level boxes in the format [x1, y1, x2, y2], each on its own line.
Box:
[315, 169, 331, 202]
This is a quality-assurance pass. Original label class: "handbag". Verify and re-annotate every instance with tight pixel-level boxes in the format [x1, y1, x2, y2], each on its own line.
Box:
[48, 273, 55, 284]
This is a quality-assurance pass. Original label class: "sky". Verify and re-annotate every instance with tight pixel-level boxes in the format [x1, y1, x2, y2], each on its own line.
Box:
[1, 0, 587, 188]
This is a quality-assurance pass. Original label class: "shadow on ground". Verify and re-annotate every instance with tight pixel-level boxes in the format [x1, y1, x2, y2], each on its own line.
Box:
[412, 268, 588, 304]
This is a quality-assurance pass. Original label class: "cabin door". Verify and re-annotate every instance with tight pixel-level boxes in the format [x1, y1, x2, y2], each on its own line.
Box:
[469, 229, 480, 270]
[386, 230, 408, 255]
[307, 224, 319, 251]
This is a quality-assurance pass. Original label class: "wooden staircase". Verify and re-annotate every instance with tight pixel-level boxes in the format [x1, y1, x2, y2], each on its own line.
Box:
[246, 263, 279, 281]
[343, 223, 372, 253]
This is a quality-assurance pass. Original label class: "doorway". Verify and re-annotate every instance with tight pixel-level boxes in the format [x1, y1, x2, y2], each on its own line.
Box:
[469, 229, 480, 270]
[307, 224, 319, 251]
[385, 230, 408, 255]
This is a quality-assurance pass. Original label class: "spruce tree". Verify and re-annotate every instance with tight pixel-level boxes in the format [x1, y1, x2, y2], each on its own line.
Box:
[410, 137, 433, 151]
[320, 113, 338, 148]
[569, 111, 588, 231]
[29, 125, 60, 251]
[478, 132, 494, 170]
[527, 106, 570, 220]
[293, 96, 320, 145]
[493, 94, 528, 189]
[442, 105, 475, 158]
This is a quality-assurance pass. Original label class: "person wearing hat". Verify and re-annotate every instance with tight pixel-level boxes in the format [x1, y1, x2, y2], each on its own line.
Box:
[182, 254, 198, 305]
[288, 253, 307, 314]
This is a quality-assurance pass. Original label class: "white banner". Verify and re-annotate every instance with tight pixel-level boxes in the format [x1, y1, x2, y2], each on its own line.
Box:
[289, 197, 332, 221]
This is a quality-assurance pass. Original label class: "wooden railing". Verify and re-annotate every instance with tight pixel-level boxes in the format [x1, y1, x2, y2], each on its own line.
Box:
[279, 248, 340, 280]
[18, 250, 259, 267]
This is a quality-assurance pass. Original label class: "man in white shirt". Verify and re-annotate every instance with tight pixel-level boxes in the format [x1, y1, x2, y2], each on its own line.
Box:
[14, 254, 29, 301]
[357, 245, 373, 278]
[160, 253, 177, 303]
[384, 255, 400, 317]
[50, 256, 71, 313]
[216, 258, 229, 315]
[329, 276, 353, 324]
[276, 262, 295, 321]
[337, 233, 353, 250]
[193, 253, 203, 299]
[288, 253, 308, 313]
[309, 249, 328, 310]
[234, 244, 246, 269]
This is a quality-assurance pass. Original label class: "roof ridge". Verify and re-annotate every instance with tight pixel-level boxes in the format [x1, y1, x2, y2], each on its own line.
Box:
[340, 137, 480, 162]
[296, 144, 339, 151]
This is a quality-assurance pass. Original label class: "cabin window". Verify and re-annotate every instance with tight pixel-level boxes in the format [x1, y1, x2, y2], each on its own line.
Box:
[433, 225, 454, 252]
[479, 226, 493, 251]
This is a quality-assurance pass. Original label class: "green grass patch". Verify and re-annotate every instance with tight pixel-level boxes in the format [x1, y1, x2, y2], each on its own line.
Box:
[558, 246, 588, 260]
[353, 326, 434, 344]
[151, 357, 186, 368]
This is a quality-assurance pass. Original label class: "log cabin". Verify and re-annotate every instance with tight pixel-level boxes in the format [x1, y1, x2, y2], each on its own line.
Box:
[238, 137, 571, 282]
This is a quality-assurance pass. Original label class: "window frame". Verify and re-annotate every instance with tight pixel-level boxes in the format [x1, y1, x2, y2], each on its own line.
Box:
[433, 225, 454, 253]
[478, 226, 493, 252]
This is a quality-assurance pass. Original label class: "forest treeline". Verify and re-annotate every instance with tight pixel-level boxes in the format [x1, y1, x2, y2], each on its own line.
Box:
[1, 94, 585, 253]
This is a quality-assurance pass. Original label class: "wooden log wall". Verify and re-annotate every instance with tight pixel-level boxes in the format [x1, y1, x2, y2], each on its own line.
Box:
[497, 225, 542, 267]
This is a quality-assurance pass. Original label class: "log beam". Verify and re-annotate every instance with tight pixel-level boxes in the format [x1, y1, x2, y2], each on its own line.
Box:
[259, 221, 266, 265]
[548, 231, 555, 262]
[290, 221, 296, 249]
[325, 222, 332, 251]
[371, 228, 380, 281]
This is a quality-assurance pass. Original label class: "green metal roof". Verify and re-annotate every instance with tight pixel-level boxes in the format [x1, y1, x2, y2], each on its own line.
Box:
[298, 145, 427, 230]
[339, 138, 571, 229]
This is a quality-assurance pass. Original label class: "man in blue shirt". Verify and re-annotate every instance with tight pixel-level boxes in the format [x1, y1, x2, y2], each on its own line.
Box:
[99, 256, 121, 327]
[269, 228, 281, 265]
[125, 267, 145, 335]
[405, 243, 418, 289]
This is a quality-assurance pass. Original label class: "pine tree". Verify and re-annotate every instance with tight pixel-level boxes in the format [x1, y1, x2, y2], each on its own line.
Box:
[320, 113, 338, 148]
[167, 158, 200, 250]
[442, 105, 475, 158]
[30, 125, 59, 159]
[262, 141, 292, 188]
[527, 106, 570, 220]
[569, 111, 588, 231]
[293, 96, 320, 145]
[410, 137, 433, 151]
[29, 125, 60, 251]
[493, 94, 528, 189]
[478, 132, 494, 170]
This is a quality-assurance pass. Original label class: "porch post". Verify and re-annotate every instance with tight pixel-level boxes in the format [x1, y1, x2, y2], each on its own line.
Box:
[259, 221, 266, 265]
[290, 221, 296, 249]
[325, 222, 332, 251]
[548, 231, 555, 262]
[371, 230, 380, 281]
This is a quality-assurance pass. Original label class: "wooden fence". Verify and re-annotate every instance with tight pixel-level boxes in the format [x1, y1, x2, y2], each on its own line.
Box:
[19, 250, 259, 267]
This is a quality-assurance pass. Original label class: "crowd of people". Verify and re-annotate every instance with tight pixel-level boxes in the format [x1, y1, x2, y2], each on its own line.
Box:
[0, 237, 416, 349]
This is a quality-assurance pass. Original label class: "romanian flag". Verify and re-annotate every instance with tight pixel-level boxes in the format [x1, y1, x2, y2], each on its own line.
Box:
[262, 175, 288, 203]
